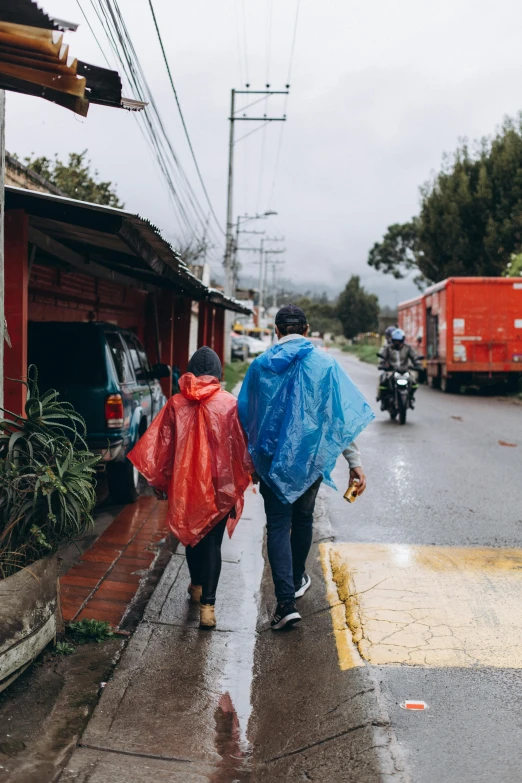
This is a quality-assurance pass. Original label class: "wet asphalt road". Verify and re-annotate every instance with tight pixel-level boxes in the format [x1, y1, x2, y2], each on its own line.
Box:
[326, 351, 522, 782]
[54, 351, 522, 783]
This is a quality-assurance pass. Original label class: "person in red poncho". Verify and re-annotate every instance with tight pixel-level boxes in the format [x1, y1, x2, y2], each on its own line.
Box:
[128, 346, 253, 629]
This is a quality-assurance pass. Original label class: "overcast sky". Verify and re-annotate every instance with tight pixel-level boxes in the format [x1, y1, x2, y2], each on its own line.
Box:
[8, 0, 522, 305]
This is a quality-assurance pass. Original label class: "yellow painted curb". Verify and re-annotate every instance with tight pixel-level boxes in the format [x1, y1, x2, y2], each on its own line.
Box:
[318, 542, 364, 670]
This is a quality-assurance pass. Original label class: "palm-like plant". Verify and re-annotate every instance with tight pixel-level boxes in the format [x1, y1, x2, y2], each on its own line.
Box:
[0, 366, 99, 578]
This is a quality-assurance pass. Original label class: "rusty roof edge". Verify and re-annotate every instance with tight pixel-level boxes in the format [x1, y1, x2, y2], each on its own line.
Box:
[5, 185, 247, 309]
[207, 288, 252, 315]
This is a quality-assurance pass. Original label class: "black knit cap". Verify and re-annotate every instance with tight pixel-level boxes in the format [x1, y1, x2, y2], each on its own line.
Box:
[275, 303, 307, 327]
[187, 346, 222, 379]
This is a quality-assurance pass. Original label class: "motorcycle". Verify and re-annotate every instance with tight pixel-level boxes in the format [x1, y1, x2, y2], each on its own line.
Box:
[377, 354, 423, 425]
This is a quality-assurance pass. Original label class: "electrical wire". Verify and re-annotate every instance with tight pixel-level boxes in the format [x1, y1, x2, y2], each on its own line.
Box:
[87, 0, 224, 249]
[241, 0, 250, 85]
[75, 0, 112, 69]
[233, 0, 245, 88]
[267, 0, 301, 206]
[146, 0, 225, 236]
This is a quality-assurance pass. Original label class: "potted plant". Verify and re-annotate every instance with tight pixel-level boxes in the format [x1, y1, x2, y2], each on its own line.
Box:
[0, 367, 98, 692]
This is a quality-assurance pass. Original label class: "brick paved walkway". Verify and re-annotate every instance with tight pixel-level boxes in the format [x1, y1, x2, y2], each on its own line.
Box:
[60, 496, 169, 628]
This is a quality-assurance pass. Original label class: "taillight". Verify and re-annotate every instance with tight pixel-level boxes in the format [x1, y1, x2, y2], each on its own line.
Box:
[105, 394, 124, 429]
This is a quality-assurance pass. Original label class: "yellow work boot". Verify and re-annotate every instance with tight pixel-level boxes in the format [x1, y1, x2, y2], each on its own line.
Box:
[188, 583, 202, 603]
[199, 603, 216, 629]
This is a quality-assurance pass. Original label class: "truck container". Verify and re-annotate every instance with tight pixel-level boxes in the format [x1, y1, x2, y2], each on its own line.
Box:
[398, 277, 522, 392]
[398, 294, 427, 383]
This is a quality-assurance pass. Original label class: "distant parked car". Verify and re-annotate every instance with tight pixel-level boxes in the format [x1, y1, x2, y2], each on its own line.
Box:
[308, 337, 326, 350]
[244, 336, 267, 355]
[231, 336, 249, 361]
[28, 321, 170, 503]
[232, 335, 267, 357]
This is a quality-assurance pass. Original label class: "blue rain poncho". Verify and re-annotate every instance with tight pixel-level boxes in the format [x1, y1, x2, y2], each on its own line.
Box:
[238, 338, 375, 503]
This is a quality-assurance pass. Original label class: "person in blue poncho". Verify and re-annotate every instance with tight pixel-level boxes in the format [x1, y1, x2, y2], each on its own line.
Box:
[238, 304, 375, 630]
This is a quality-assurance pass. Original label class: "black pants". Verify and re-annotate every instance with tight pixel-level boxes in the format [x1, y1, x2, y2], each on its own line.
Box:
[260, 477, 322, 602]
[185, 516, 228, 606]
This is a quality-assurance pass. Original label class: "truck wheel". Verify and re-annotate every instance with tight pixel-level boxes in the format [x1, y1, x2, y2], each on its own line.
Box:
[441, 376, 460, 394]
[107, 458, 140, 504]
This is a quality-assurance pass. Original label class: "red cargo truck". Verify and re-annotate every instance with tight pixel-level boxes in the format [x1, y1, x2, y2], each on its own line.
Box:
[398, 294, 427, 383]
[398, 277, 522, 392]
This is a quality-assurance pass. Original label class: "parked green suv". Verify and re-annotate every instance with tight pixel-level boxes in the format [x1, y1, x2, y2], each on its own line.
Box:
[28, 321, 170, 502]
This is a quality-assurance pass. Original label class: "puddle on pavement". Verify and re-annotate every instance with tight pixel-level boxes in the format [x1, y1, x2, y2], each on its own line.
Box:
[208, 493, 265, 782]
[211, 692, 252, 783]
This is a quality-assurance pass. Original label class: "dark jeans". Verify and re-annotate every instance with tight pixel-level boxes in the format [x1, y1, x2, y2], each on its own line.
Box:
[260, 477, 322, 603]
[185, 516, 227, 606]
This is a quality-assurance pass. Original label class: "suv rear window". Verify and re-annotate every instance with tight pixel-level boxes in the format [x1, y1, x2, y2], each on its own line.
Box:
[105, 331, 134, 384]
[28, 322, 106, 388]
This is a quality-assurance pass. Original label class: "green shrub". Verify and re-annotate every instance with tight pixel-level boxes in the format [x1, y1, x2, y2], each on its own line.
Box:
[0, 367, 98, 578]
[69, 619, 114, 644]
[54, 641, 76, 655]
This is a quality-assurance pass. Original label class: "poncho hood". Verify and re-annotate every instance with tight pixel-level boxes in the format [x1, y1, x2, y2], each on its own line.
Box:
[238, 342, 374, 504]
[128, 385, 253, 547]
[258, 337, 314, 374]
[179, 373, 222, 401]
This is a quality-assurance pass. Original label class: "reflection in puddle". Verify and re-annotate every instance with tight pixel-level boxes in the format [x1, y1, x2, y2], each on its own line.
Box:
[211, 692, 251, 783]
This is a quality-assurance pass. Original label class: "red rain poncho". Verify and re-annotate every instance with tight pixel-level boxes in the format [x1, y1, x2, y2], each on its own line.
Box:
[128, 373, 253, 547]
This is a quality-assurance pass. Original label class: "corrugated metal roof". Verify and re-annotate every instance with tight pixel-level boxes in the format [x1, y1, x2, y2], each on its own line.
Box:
[0, 0, 77, 31]
[6, 186, 251, 314]
[0, 2, 145, 114]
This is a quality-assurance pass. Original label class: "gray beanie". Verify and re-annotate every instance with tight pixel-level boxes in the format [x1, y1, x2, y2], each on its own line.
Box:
[187, 346, 222, 379]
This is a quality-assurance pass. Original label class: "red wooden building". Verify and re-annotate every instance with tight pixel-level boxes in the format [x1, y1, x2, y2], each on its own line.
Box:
[3, 186, 249, 416]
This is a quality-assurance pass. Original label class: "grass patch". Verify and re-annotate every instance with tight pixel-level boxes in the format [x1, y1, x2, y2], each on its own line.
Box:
[342, 344, 381, 365]
[224, 361, 249, 391]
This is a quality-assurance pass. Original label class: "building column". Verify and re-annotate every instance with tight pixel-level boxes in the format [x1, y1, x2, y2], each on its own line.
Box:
[197, 301, 209, 349]
[4, 210, 28, 417]
[172, 295, 191, 374]
[205, 304, 215, 349]
[157, 290, 174, 398]
[213, 307, 225, 373]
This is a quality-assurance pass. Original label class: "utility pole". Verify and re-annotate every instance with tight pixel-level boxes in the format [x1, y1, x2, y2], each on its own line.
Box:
[270, 258, 286, 308]
[223, 89, 288, 299]
[263, 243, 285, 314]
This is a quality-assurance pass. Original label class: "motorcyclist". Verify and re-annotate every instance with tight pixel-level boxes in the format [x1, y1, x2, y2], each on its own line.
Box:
[377, 328, 421, 406]
[383, 325, 397, 346]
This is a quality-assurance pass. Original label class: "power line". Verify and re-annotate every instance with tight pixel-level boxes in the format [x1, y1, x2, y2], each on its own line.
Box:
[146, 0, 225, 236]
[76, 0, 112, 69]
[233, 0, 245, 87]
[287, 0, 301, 85]
[267, 0, 302, 207]
[84, 0, 224, 249]
[241, 0, 250, 85]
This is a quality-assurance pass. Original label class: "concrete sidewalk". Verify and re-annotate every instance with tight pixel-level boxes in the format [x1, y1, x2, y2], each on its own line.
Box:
[58, 487, 405, 783]
[59, 487, 265, 782]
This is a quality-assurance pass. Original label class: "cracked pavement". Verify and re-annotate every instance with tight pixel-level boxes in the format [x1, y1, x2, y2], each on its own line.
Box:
[58, 484, 405, 782]
[324, 352, 522, 783]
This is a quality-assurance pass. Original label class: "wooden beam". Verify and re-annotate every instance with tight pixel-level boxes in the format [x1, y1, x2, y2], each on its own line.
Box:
[27, 225, 156, 292]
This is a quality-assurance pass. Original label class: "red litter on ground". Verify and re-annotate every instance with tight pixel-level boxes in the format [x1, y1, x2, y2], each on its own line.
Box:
[400, 700, 429, 711]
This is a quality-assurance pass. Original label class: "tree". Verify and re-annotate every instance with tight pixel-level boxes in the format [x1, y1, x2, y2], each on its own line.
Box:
[293, 296, 343, 336]
[22, 150, 124, 208]
[368, 115, 522, 287]
[336, 276, 379, 339]
[504, 253, 522, 277]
